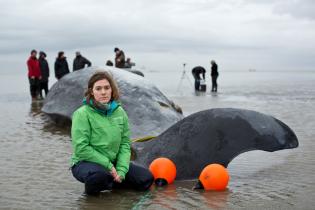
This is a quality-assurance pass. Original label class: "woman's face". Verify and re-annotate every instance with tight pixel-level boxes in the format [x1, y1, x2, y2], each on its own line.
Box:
[92, 79, 112, 104]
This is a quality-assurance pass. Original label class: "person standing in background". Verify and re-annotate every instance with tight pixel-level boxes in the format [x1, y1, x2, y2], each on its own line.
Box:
[114, 47, 125, 68]
[54, 51, 70, 80]
[27, 50, 41, 100]
[210, 60, 219, 92]
[73, 51, 92, 71]
[38, 51, 49, 98]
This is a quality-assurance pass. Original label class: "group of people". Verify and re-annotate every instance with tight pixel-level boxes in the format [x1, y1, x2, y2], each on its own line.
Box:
[26, 50, 50, 100]
[192, 60, 219, 92]
[26, 47, 137, 100]
[54, 51, 92, 80]
[26, 50, 92, 100]
[106, 47, 135, 69]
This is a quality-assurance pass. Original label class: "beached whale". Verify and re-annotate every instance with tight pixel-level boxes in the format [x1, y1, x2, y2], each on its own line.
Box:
[42, 67, 183, 138]
[133, 108, 299, 180]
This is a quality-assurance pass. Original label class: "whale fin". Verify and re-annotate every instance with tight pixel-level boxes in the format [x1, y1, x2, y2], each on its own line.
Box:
[133, 108, 299, 180]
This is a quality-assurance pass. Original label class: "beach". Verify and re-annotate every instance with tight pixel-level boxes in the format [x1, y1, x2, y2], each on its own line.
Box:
[0, 70, 314, 209]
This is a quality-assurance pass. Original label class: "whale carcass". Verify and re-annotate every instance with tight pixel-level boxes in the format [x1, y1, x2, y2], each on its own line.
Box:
[42, 67, 183, 138]
[133, 108, 299, 180]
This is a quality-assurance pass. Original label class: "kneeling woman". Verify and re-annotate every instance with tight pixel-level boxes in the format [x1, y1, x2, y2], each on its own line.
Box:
[71, 71, 153, 195]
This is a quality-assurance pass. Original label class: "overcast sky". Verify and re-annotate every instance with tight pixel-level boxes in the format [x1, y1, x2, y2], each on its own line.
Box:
[1, 0, 315, 74]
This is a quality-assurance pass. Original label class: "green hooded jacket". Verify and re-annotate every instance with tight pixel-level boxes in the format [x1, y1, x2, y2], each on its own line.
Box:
[71, 102, 131, 180]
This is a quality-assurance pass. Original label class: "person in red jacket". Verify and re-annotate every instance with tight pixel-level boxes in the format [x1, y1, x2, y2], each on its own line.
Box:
[27, 50, 42, 100]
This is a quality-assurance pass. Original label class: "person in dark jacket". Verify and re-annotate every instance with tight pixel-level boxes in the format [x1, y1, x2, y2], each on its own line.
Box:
[192, 66, 206, 91]
[73, 51, 92, 71]
[38, 51, 49, 98]
[54, 51, 70, 80]
[106, 60, 114, 66]
[210, 60, 219, 92]
[26, 49, 41, 100]
[124, 58, 135, 68]
[114, 47, 125, 68]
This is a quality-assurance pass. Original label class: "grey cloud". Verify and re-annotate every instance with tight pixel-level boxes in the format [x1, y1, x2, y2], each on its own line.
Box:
[243, 0, 315, 20]
[0, 0, 314, 71]
[273, 0, 315, 20]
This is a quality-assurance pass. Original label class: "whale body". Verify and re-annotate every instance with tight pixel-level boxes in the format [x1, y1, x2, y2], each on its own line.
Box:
[133, 108, 299, 180]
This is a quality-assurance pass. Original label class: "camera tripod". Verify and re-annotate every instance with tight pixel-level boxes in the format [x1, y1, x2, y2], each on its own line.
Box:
[176, 63, 193, 92]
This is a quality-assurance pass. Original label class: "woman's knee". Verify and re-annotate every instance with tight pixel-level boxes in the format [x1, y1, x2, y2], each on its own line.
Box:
[85, 170, 113, 185]
[84, 171, 114, 195]
[140, 171, 154, 191]
[72, 161, 113, 188]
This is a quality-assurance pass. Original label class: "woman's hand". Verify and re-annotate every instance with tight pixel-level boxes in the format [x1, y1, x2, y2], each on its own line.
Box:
[114, 176, 122, 183]
[110, 167, 122, 183]
[110, 167, 118, 178]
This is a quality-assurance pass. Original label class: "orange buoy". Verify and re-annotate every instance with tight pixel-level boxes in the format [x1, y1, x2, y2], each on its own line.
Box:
[149, 157, 177, 186]
[197, 164, 229, 191]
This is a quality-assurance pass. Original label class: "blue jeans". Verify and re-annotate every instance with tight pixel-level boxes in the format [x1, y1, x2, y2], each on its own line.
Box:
[71, 161, 153, 195]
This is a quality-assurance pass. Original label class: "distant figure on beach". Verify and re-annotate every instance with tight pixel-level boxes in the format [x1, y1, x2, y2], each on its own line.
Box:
[54, 51, 70, 80]
[106, 60, 114, 66]
[73, 51, 92, 71]
[70, 71, 153, 195]
[192, 66, 206, 91]
[114, 47, 125, 68]
[124, 58, 135, 69]
[26, 50, 41, 100]
[38, 51, 49, 98]
[210, 60, 219, 92]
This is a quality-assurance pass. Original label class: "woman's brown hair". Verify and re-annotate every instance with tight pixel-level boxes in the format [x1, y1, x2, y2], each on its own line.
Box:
[85, 71, 120, 102]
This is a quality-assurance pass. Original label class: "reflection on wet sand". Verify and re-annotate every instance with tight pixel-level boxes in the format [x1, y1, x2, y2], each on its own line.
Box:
[72, 180, 230, 210]
[75, 189, 151, 210]
[198, 189, 230, 209]
[30, 100, 44, 116]
[29, 101, 71, 135]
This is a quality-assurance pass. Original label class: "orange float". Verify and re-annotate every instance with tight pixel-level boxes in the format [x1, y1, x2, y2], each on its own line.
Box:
[197, 164, 229, 191]
[149, 157, 177, 186]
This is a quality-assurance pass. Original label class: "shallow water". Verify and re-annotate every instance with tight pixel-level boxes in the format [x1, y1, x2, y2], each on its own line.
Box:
[0, 71, 315, 209]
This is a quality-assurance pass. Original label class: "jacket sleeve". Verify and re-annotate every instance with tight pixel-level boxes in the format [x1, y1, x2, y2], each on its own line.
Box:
[54, 62, 59, 78]
[115, 110, 131, 180]
[71, 109, 114, 170]
[119, 52, 125, 62]
[47, 61, 50, 77]
[84, 57, 92, 67]
[27, 59, 33, 76]
[73, 60, 75, 71]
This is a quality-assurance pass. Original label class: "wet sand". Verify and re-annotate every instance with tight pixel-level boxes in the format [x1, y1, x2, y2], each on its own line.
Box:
[0, 71, 314, 209]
